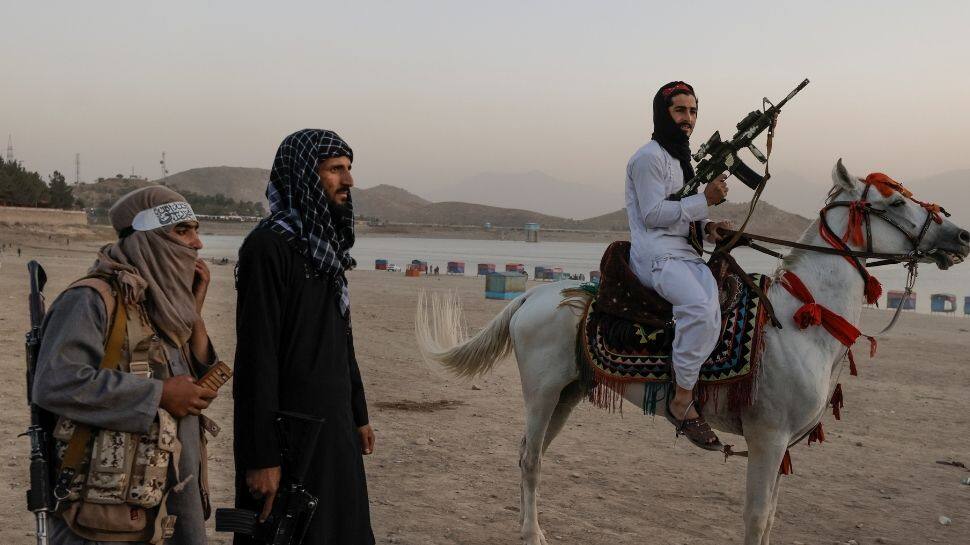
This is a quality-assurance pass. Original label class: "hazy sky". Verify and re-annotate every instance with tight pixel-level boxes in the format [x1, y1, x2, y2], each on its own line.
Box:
[3, 1, 969, 213]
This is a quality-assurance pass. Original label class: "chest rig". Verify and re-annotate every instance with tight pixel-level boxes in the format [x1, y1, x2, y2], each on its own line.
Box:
[51, 276, 180, 544]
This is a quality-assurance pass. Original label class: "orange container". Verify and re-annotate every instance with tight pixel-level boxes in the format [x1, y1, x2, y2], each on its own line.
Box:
[405, 267, 421, 277]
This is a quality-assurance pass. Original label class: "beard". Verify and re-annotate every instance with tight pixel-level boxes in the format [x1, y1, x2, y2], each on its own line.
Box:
[329, 193, 353, 219]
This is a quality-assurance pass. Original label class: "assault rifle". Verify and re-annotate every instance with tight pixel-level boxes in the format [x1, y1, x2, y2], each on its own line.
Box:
[22, 260, 54, 545]
[673, 78, 810, 200]
[215, 411, 326, 545]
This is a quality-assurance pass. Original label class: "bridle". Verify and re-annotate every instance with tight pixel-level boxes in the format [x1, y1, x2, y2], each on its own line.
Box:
[716, 172, 949, 333]
[722, 174, 947, 274]
[820, 174, 947, 268]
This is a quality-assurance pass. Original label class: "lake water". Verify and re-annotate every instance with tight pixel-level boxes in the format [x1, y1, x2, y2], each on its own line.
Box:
[201, 235, 970, 315]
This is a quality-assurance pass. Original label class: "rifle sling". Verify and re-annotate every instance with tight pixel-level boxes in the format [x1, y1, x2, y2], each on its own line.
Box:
[54, 292, 128, 501]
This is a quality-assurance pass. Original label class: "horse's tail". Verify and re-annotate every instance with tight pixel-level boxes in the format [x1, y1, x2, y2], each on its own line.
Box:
[415, 290, 529, 378]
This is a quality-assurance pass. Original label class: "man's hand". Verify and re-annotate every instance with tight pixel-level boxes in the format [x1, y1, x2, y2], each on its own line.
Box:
[245, 466, 281, 522]
[159, 375, 217, 418]
[704, 173, 729, 206]
[193, 259, 210, 312]
[704, 221, 734, 243]
[358, 424, 375, 455]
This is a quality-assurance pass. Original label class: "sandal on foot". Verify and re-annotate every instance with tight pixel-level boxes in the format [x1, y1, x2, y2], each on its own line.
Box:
[664, 397, 723, 452]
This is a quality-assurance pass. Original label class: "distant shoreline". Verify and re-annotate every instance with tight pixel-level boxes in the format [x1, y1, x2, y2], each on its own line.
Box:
[199, 220, 629, 243]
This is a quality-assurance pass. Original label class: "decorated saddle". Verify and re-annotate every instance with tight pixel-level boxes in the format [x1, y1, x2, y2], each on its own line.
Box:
[569, 242, 778, 415]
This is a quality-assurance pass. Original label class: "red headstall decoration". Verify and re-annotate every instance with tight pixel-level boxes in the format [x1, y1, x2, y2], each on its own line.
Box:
[866, 172, 945, 225]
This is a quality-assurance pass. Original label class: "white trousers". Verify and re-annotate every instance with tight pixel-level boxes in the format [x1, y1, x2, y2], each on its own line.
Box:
[635, 257, 721, 390]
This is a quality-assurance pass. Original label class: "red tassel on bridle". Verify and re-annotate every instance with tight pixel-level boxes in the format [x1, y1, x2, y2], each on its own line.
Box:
[864, 275, 882, 305]
[843, 200, 869, 248]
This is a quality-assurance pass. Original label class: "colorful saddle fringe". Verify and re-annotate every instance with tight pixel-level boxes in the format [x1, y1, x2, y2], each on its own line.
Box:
[573, 273, 774, 415]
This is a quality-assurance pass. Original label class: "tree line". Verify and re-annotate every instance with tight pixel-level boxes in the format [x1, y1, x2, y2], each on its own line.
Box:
[1, 158, 266, 217]
[0, 158, 75, 208]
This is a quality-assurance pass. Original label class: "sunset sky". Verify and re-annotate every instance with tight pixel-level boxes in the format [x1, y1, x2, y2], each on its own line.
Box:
[3, 1, 968, 217]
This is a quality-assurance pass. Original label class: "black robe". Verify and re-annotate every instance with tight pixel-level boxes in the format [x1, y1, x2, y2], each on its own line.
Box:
[232, 227, 374, 545]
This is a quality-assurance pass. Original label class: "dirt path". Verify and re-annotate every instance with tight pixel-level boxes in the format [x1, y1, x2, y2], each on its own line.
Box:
[0, 240, 967, 544]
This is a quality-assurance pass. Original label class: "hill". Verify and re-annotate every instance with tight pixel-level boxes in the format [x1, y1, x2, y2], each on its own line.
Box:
[579, 200, 812, 240]
[353, 184, 811, 238]
[430, 171, 622, 219]
[155, 166, 271, 205]
[73, 176, 155, 209]
[72, 175, 265, 217]
[352, 184, 432, 223]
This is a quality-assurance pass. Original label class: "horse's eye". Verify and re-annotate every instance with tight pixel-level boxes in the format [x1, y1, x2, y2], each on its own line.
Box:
[890, 200, 906, 208]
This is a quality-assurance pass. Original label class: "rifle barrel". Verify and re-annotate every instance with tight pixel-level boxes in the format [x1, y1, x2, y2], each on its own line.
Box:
[773, 78, 810, 111]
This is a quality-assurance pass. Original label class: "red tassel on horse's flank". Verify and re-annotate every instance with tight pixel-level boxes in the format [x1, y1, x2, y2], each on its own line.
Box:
[830, 383, 844, 420]
[808, 422, 825, 445]
[779, 450, 793, 475]
[847, 350, 858, 376]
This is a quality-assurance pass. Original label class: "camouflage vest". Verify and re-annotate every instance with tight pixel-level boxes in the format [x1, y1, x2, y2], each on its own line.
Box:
[52, 277, 180, 543]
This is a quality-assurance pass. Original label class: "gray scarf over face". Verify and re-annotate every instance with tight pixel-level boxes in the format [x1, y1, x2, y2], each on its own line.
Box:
[92, 186, 200, 346]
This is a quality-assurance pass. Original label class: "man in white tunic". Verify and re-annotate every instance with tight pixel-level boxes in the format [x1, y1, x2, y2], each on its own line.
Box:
[626, 81, 731, 450]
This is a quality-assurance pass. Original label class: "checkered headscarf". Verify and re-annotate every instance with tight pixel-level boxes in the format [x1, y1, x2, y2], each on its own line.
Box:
[260, 128, 356, 316]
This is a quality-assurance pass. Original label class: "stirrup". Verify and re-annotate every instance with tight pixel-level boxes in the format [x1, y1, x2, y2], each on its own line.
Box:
[663, 395, 723, 452]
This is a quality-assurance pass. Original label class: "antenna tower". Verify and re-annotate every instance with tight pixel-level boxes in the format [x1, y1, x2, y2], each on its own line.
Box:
[5, 135, 13, 162]
[160, 152, 169, 179]
[75, 153, 81, 185]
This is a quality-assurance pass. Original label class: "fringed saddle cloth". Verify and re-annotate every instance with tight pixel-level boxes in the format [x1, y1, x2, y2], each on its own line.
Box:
[568, 241, 778, 415]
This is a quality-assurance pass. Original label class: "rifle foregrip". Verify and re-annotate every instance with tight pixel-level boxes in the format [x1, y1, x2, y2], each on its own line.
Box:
[215, 508, 258, 536]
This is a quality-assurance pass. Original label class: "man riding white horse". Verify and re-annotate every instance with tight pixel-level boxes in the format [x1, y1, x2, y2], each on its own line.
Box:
[625, 80, 733, 450]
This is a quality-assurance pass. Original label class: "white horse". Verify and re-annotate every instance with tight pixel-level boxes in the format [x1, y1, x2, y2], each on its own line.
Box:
[415, 160, 969, 545]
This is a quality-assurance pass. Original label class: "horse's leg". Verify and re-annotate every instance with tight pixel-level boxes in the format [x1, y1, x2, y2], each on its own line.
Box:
[519, 387, 562, 545]
[759, 474, 783, 545]
[742, 433, 788, 545]
[542, 381, 583, 453]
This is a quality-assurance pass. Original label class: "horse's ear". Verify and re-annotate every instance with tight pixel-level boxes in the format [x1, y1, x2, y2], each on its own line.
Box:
[832, 158, 856, 192]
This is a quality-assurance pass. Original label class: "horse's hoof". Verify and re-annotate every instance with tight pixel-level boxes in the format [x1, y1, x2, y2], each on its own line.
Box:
[522, 529, 547, 545]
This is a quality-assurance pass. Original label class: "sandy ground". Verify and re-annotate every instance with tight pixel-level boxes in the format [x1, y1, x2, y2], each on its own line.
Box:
[0, 232, 968, 545]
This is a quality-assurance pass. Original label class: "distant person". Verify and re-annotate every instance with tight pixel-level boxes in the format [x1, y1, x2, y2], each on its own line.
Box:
[626, 81, 733, 450]
[233, 129, 375, 544]
[34, 186, 218, 544]
[17, 247, 21, 257]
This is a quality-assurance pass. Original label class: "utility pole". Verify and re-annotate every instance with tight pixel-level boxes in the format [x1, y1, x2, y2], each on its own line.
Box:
[5, 135, 13, 162]
[159, 151, 169, 179]
[75, 153, 81, 185]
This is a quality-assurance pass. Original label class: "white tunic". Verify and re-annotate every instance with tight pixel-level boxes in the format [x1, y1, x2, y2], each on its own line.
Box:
[625, 140, 710, 284]
[624, 140, 721, 390]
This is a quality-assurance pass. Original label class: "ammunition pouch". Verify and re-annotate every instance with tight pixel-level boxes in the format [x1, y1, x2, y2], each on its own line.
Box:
[51, 276, 181, 543]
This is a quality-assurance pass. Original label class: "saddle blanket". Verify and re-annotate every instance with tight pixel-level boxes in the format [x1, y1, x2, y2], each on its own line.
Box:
[575, 272, 774, 413]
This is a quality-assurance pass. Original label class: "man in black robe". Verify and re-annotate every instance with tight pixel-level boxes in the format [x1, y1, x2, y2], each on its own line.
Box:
[233, 128, 375, 544]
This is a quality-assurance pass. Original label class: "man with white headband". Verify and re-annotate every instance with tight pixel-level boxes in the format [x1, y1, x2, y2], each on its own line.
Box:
[34, 185, 220, 544]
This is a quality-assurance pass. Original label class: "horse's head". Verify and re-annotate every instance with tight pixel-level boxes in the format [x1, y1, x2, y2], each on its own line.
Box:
[829, 159, 970, 269]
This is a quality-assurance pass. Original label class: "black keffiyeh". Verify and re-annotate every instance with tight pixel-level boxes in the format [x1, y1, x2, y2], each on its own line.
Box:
[259, 129, 356, 316]
[652, 81, 703, 253]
